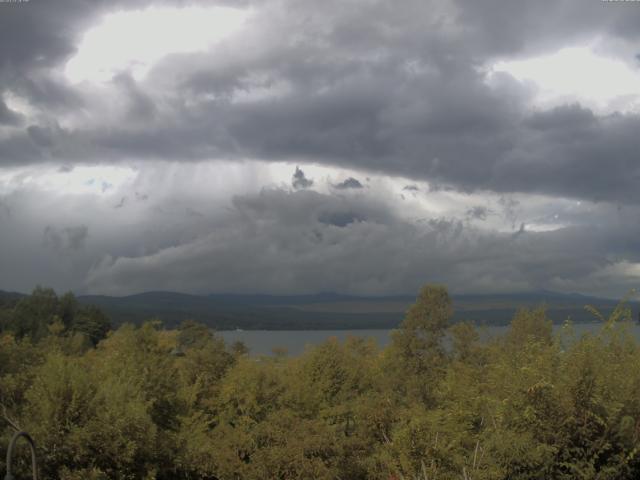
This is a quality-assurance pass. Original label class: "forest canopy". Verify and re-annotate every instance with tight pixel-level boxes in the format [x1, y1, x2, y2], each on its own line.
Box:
[1, 285, 640, 479]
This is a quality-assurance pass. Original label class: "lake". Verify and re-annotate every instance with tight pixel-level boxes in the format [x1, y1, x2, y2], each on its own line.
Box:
[220, 322, 640, 356]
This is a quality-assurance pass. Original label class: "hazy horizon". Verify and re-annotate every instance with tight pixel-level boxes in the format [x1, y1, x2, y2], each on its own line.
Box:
[3, 285, 632, 303]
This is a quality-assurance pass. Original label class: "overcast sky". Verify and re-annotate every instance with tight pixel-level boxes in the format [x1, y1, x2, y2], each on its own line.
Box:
[1, 0, 640, 297]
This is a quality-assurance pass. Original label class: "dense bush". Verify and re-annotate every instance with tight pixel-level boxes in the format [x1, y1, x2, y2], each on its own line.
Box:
[1, 285, 640, 479]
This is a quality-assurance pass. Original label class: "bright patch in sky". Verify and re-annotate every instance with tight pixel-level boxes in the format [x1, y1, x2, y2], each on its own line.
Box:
[3, 91, 36, 118]
[0, 165, 137, 195]
[492, 47, 640, 113]
[65, 6, 251, 83]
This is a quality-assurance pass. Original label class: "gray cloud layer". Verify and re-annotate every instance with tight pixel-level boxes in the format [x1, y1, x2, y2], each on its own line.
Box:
[1, 0, 640, 204]
[2, 1, 640, 296]
[0, 162, 638, 297]
[84, 186, 640, 297]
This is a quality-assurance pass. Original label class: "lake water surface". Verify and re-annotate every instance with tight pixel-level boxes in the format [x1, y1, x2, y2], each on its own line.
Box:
[220, 322, 640, 356]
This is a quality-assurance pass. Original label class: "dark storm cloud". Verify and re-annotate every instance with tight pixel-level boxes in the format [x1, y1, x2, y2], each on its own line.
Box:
[495, 110, 640, 204]
[230, 188, 394, 227]
[453, 0, 640, 58]
[334, 177, 363, 190]
[466, 206, 493, 221]
[27, 124, 59, 147]
[18, 75, 85, 112]
[0, 131, 45, 164]
[291, 166, 313, 190]
[2, 0, 640, 206]
[524, 103, 596, 131]
[318, 211, 363, 227]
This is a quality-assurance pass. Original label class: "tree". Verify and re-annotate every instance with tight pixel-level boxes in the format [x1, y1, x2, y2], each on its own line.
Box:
[58, 292, 78, 330]
[71, 305, 111, 346]
[506, 306, 552, 348]
[10, 286, 59, 340]
[177, 319, 212, 349]
[387, 284, 453, 404]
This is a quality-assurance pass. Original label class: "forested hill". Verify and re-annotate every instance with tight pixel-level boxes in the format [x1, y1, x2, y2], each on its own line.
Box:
[2, 289, 634, 330]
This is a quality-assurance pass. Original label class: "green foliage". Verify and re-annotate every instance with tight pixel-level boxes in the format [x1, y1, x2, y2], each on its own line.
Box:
[505, 306, 553, 347]
[386, 284, 453, 405]
[72, 305, 111, 346]
[3, 284, 640, 479]
[0, 287, 112, 345]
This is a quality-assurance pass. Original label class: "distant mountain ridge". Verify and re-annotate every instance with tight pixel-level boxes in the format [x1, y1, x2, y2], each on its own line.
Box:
[79, 288, 625, 305]
[2, 289, 636, 330]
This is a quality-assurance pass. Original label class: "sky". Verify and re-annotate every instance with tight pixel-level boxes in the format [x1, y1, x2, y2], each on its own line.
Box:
[1, 0, 640, 298]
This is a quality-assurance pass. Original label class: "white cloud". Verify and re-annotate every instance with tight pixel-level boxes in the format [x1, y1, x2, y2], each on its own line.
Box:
[65, 6, 252, 84]
[491, 46, 640, 114]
